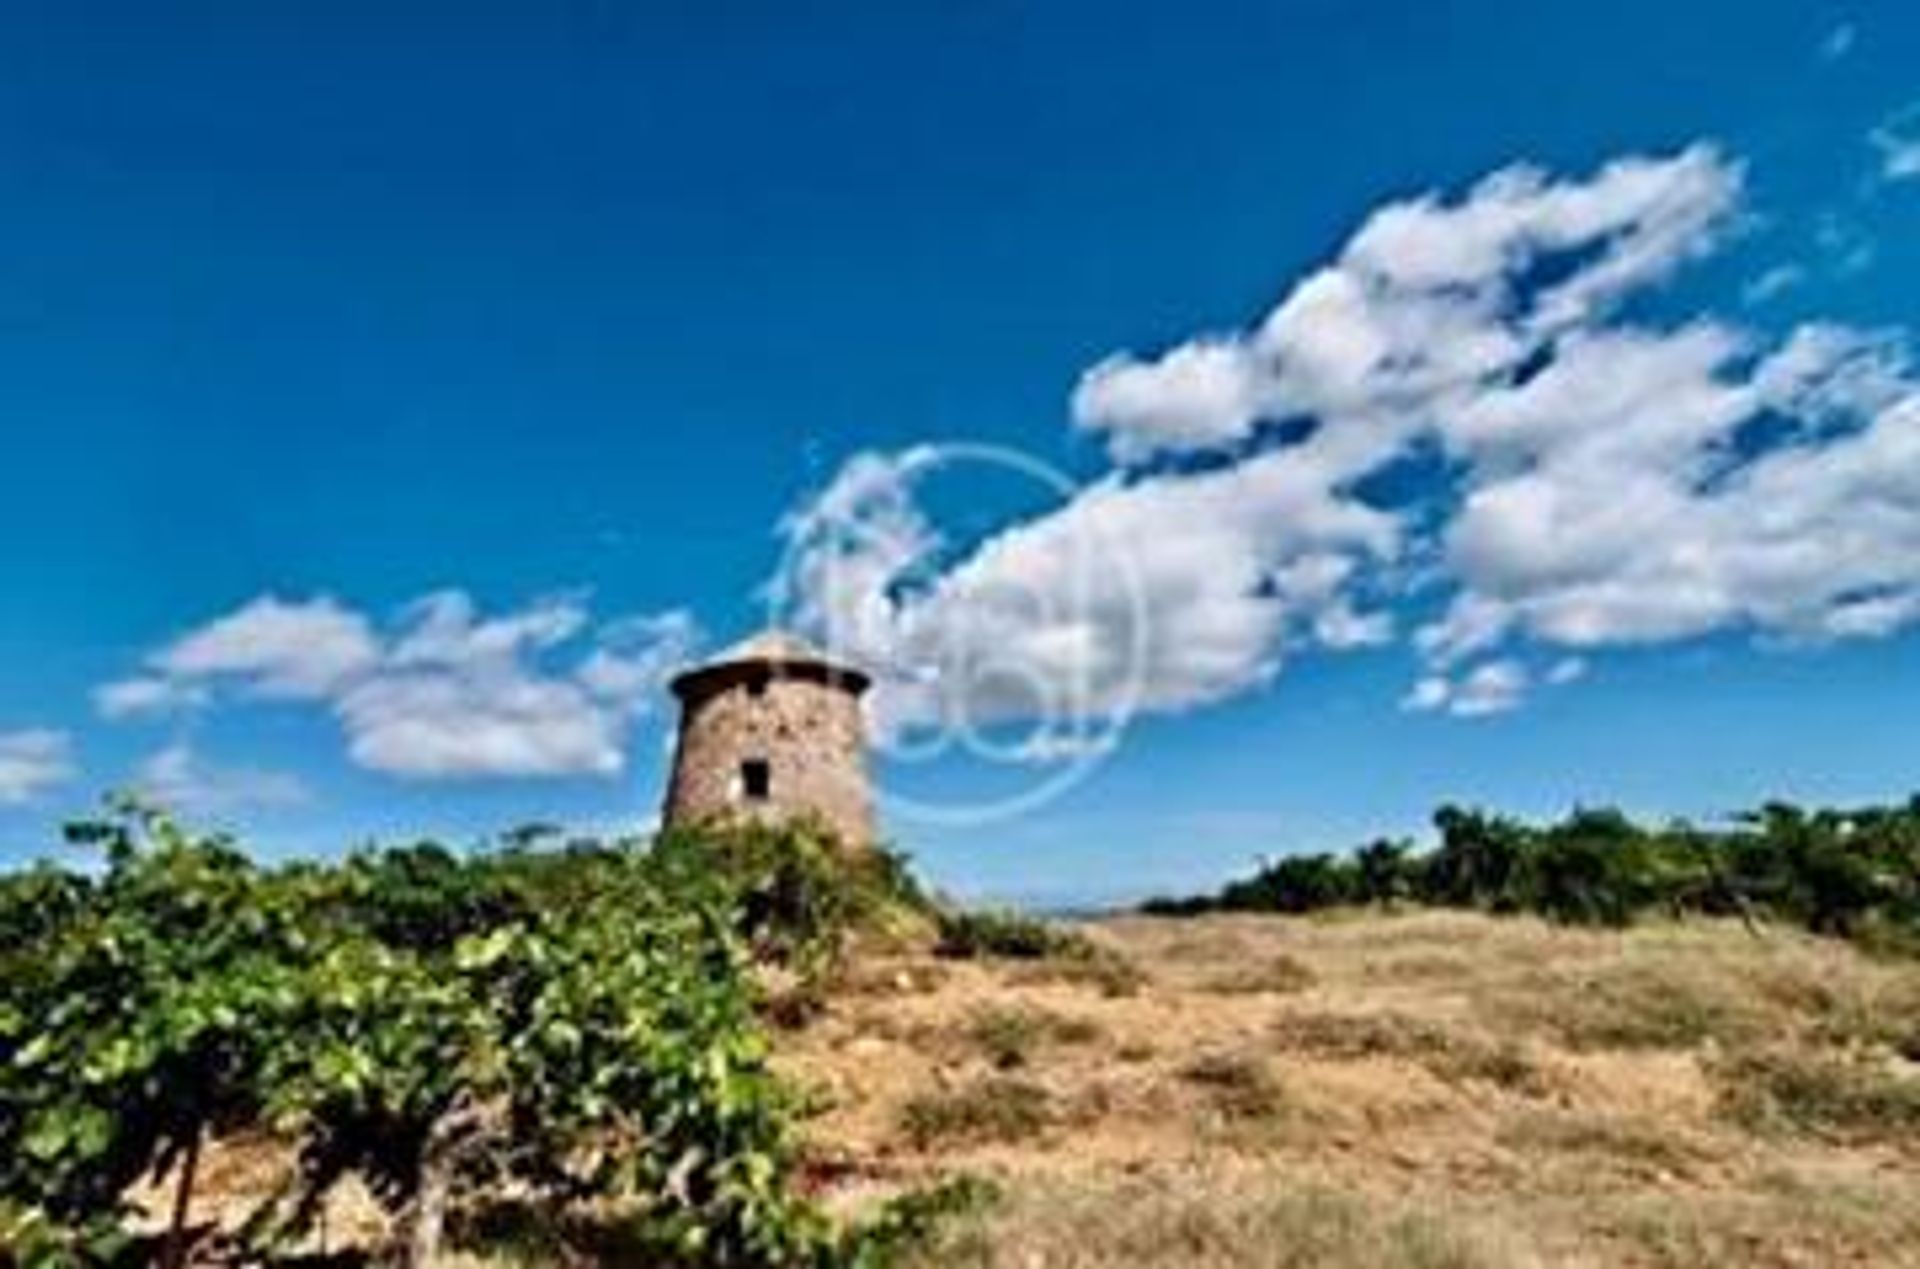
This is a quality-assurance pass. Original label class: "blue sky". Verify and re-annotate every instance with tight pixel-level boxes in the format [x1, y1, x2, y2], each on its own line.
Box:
[1, 2, 1918, 904]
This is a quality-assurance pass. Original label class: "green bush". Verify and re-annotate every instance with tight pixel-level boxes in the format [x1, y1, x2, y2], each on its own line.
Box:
[1145, 795, 1920, 953]
[0, 804, 956, 1268]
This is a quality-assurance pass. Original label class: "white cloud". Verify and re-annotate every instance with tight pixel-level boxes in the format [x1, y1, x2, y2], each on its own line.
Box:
[1403, 659, 1529, 718]
[153, 595, 380, 698]
[94, 676, 208, 720]
[578, 611, 704, 707]
[1071, 145, 1741, 465]
[1072, 340, 1271, 462]
[777, 442, 1395, 744]
[1870, 104, 1920, 183]
[1821, 22, 1857, 62]
[136, 741, 308, 814]
[338, 671, 624, 779]
[1425, 330, 1920, 658]
[0, 730, 75, 805]
[103, 593, 698, 780]
[779, 143, 1920, 731]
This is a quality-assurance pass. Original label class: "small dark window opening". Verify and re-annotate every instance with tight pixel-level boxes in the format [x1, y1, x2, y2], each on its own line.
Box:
[741, 759, 771, 801]
[746, 672, 770, 698]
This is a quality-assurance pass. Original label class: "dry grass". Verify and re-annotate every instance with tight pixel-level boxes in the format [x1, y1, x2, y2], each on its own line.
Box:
[903, 1169, 1506, 1269]
[1201, 952, 1317, 996]
[779, 908, 1920, 1266]
[966, 1004, 1103, 1070]
[1711, 1047, 1920, 1146]
[1269, 1010, 1541, 1093]
[1179, 1051, 1295, 1128]
[899, 1076, 1053, 1149]
[1493, 1107, 1717, 1180]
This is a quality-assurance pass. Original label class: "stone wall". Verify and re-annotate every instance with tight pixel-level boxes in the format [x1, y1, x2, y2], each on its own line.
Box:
[661, 669, 873, 850]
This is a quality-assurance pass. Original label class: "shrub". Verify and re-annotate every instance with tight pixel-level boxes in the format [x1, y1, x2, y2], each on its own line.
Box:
[933, 908, 1146, 996]
[0, 806, 960, 1267]
[935, 909, 1084, 960]
[649, 819, 928, 976]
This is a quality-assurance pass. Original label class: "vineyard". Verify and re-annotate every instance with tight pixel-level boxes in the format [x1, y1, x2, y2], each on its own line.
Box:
[0, 805, 960, 1267]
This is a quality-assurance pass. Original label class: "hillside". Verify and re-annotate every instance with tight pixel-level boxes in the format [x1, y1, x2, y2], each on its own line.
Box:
[26, 822, 1914, 1267]
[785, 910, 1920, 1268]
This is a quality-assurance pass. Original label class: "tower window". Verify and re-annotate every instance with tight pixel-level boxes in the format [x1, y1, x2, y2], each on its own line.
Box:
[741, 759, 771, 801]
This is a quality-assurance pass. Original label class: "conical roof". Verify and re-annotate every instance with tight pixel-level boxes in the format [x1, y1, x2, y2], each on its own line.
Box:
[711, 628, 833, 665]
[669, 627, 870, 698]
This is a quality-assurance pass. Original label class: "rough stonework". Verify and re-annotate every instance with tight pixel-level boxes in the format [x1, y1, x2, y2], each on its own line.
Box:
[661, 630, 875, 850]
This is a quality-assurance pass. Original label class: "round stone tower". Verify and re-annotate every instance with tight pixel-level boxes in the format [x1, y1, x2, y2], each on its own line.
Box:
[660, 630, 875, 850]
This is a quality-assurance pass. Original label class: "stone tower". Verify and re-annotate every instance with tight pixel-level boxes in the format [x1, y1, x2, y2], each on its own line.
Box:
[660, 630, 875, 850]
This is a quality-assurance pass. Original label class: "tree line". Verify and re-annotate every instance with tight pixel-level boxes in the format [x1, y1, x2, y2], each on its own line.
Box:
[0, 803, 957, 1267]
[1142, 797, 1920, 948]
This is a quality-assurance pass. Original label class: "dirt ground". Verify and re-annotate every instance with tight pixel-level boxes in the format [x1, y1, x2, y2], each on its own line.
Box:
[783, 910, 1920, 1268]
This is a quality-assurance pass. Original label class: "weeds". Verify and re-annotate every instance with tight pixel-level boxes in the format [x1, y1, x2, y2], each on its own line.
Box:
[1495, 1109, 1708, 1176]
[904, 1173, 1501, 1269]
[1711, 1049, 1920, 1146]
[1271, 1011, 1541, 1092]
[1202, 952, 1317, 995]
[1181, 1052, 1292, 1123]
[967, 1006, 1102, 1070]
[1488, 960, 1767, 1052]
[900, 1077, 1053, 1149]
[1007, 948, 1146, 998]
[932, 908, 1146, 996]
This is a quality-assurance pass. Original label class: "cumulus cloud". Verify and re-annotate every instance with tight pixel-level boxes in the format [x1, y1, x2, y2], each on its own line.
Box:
[102, 593, 698, 780]
[0, 730, 76, 805]
[777, 442, 1394, 743]
[153, 595, 380, 698]
[777, 143, 1920, 738]
[1073, 341, 1271, 463]
[1072, 145, 1742, 465]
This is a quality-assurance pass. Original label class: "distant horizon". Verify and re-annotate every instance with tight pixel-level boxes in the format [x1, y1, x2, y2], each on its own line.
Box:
[16, 781, 1920, 917]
